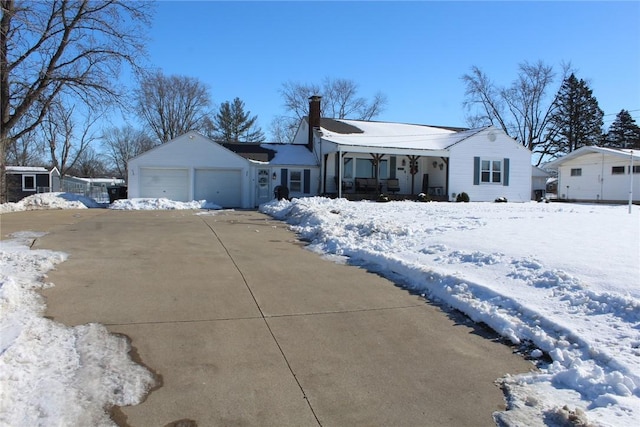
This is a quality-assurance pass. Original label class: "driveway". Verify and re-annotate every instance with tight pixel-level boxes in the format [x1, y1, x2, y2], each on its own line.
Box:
[1, 209, 532, 426]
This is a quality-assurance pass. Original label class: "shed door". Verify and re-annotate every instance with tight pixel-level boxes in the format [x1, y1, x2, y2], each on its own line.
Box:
[140, 168, 189, 201]
[194, 169, 242, 207]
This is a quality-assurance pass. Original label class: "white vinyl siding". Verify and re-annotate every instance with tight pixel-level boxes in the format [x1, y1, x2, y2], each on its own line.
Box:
[555, 151, 640, 202]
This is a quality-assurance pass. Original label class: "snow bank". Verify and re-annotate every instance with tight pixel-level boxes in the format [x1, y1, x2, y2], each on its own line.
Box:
[0, 232, 156, 426]
[0, 193, 223, 214]
[261, 197, 640, 427]
[0, 193, 105, 213]
[109, 198, 221, 211]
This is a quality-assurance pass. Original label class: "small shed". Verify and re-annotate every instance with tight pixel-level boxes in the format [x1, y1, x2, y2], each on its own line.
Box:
[5, 166, 61, 202]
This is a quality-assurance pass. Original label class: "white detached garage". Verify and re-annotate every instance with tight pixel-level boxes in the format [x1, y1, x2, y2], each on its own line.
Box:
[128, 132, 251, 208]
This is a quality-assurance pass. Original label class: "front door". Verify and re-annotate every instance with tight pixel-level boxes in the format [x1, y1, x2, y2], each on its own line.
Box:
[256, 168, 271, 206]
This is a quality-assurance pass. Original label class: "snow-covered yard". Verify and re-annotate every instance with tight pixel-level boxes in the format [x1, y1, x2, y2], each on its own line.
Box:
[1, 192, 638, 426]
[260, 197, 640, 427]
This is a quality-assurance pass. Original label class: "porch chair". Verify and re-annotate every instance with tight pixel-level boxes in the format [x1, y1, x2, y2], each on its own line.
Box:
[386, 178, 400, 194]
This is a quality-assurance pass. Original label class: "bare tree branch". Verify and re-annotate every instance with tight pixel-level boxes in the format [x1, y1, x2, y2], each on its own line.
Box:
[1, 0, 152, 201]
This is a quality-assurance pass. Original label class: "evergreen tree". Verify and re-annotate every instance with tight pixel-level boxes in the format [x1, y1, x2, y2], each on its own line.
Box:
[604, 110, 640, 149]
[209, 98, 265, 143]
[546, 73, 603, 156]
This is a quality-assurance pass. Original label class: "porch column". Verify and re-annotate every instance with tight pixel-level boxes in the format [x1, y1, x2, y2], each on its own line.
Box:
[338, 149, 343, 198]
[442, 157, 449, 201]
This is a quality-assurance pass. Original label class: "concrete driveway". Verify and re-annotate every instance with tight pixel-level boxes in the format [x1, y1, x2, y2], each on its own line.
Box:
[1, 209, 532, 426]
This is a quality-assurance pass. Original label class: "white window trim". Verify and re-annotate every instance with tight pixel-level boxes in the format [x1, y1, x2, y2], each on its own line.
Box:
[480, 158, 502, 184]
[611, 166, 626, 175]
[289, 169, 303, 193]
[22, 174, 37, 191]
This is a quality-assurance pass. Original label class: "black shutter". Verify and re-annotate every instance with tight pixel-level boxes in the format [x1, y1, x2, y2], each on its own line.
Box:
[303, 169, 311, 193]
[281, 169, 288, 187]
[390, 156, 397, 179]
[473, 157, 480, 185]
[503, 158, 510, 186]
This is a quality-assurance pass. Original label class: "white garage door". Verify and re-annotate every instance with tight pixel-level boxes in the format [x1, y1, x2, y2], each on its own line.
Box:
[194, 169, 242, 207]
[140, 168, 189, 201]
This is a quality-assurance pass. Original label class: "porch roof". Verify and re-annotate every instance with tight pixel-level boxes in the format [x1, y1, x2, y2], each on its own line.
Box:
[317, 119, 485, 156]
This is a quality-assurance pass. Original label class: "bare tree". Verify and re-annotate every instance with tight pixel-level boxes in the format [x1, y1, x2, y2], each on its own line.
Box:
[68, 146, 107, 178]
[0, 0, 152, 201]
[6, 126, 46, 166]
[462, 61, 570, 165]
[101, 125, 156, 179]
[43, 101, 100, 177]
[273, 77, 387, 141]
[135, 71, 212, 143]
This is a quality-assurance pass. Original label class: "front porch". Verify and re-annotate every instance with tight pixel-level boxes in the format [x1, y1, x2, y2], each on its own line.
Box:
[322, 148, 450, 202]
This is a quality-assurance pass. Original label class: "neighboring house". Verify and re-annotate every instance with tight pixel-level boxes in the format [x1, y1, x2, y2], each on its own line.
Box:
[127, 132, 319, 208]
[299, 96, 533, 202]
[545, 146, 639, 203]
[62, 176, 126, 203]
[532, 166, 551, 200]
[5, 166, 61, 202]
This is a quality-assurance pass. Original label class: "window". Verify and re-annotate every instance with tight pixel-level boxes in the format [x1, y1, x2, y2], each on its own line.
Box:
[481, 159, 501, 183]
[570, 168, 582, 176]
[612, 166, 625, 175]
[343, 158, 353, 178]
[354, 158, 388, 178]
[289, 170, 302, 192]
[356, 158, 373, 178]
[633, 165, 640, 174]
[22, 175, 36, 191]
[378, 160, 389, 179]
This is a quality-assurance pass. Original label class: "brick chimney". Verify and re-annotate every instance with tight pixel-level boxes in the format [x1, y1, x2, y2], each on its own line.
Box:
[308, 95, 321, 151]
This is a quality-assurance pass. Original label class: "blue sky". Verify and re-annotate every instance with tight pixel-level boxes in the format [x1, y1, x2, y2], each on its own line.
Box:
[138, 1, 640, 138]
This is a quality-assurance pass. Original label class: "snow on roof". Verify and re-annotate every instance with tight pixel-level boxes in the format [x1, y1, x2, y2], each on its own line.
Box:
[318, 119, 483, 150]
[545, 145, 640, 168]
[6, 166, 50, 173]
[63, 176, 125, 185]
[261, 144, 317, 166]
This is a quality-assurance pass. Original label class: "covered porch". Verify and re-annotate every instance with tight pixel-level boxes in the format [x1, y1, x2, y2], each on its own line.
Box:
[320, 145, 451, 201]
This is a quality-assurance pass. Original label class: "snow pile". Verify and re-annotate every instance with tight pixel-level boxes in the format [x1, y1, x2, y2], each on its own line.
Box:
[0, 193, 223, 213]
[0, 192, 105, 213]
[109, 198, 221, 211]
[0, 232, 156, 426]
[261, 197, 640, 427]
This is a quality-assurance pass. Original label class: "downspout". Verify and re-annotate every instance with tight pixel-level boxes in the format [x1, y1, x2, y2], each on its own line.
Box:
[600, 152, 605, 200]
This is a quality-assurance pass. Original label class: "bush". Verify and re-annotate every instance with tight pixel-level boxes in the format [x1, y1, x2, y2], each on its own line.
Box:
[417, 192, 430, 202]
[456, 192, 470, 202]
[377, 193, 390, 203]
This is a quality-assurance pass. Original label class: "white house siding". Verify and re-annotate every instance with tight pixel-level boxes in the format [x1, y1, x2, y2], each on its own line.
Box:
[448, 129, 532, 202]
[128, 132, 253, 208]
[556, 152, 639, 202]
